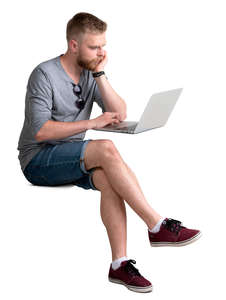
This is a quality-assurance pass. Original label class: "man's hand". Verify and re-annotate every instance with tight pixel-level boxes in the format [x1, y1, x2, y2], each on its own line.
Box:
[93, 50, 108, 72]
[91, 112, 122, 129]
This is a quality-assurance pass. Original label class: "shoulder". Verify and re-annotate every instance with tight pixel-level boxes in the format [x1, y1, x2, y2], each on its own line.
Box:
[37, 56, 59, 72]
[28, 56, 60, 86]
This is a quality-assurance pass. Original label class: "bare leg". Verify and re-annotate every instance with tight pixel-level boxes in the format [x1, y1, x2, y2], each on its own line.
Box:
[83, 139, 162, 229]
[92, 167, 127, 261]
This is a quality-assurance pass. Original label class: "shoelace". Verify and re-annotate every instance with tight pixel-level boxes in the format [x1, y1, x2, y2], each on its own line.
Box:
[124, 259, 141, 276]
[162, 218, 183, 235]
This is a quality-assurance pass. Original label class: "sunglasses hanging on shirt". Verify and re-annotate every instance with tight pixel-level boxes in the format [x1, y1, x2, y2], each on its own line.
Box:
[72, 83, 86, 110]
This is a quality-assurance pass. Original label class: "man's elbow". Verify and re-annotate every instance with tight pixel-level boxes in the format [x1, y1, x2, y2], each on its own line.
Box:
[121, 102, 127, 121]
[120, 111, 127, 121]
[34, 121, 50, 142]
[34, 131, 43, 142]
[35, 126, 47, 142]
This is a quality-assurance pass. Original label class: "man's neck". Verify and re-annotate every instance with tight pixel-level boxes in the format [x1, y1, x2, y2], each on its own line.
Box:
[60, 52, 83, 80]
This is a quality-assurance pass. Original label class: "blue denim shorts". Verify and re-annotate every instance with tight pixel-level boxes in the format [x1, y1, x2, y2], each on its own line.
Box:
[23, 139, 98, 191]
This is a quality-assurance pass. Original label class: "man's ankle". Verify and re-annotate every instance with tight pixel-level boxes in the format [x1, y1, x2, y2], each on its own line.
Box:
[148, 217, 165, 233]
[148, 216, 164, 231]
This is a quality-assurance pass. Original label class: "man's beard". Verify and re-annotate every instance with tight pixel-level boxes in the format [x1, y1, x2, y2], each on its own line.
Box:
[77, 54, 103, 72]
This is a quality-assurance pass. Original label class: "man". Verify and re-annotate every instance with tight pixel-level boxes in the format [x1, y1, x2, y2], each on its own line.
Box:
[17, 12, 201, 293]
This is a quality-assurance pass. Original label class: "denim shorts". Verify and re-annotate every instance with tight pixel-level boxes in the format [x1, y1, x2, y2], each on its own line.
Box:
[23, 139, 98, 191]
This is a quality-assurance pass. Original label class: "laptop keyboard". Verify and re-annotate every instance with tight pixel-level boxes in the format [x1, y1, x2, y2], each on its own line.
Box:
[114, 125, 136, 133]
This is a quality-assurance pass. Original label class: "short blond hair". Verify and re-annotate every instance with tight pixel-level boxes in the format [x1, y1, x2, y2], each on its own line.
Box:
[66, 12, 107, 44]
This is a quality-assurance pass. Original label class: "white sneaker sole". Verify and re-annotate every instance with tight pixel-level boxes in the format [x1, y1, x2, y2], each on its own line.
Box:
[108, 277, 153, 293]
[150, 231, 202, 247]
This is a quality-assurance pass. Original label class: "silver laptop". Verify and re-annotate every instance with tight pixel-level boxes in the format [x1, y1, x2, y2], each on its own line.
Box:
[94, 88, 183, 134]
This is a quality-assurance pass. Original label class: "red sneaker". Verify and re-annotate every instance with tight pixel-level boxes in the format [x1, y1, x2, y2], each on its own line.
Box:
[148, 218, 202, 247]
[108, 259, 152, 293]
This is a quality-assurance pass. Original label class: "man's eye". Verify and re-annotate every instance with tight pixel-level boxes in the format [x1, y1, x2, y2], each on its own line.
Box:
[91, 46, 105, 49]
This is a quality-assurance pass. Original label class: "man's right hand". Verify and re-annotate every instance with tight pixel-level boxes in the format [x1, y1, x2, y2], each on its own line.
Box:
[91, 112, 122, 129]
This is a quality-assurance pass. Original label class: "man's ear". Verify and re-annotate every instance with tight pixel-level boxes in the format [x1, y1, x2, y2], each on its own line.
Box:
[70, 39, 80, 53]
[70, 40, 76, 49]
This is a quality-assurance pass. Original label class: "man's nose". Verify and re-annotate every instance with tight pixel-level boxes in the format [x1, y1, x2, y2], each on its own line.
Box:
[97, 47, 104, 56]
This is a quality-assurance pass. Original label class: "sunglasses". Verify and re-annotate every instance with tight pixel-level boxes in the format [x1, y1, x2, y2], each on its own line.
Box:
[72, 84, 86, 110]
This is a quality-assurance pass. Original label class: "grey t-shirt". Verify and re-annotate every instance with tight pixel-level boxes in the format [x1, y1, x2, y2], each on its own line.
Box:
[17, 54, 106, 172]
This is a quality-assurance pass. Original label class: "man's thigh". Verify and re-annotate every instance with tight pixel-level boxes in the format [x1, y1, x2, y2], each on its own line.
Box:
[23, 139, 98, 190]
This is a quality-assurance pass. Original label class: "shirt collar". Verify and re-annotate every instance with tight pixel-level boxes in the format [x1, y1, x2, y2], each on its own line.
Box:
[55, 54, 85, 86]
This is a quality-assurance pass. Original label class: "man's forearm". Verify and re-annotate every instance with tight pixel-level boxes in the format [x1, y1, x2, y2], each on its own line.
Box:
[94, 75, 127, 120]
[35, 119, 95, 142]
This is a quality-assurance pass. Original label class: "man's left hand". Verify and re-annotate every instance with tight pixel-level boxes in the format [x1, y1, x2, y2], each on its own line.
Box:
[93, 50, 108, 72]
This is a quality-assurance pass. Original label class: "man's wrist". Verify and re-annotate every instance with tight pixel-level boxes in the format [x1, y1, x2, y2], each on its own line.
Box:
[88, 119, 96, 130]
[92, 70, 105, 78]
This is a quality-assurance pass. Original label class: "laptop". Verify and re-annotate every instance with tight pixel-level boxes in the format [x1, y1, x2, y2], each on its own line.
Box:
[94, 88, 183, 134]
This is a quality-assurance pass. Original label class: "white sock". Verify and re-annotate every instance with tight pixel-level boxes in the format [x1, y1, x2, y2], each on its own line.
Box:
[111, 256, 128, 270]
[149, 217, 165, 233]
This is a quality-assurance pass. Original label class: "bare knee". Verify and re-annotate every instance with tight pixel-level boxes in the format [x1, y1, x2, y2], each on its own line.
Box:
[84, 139, 121, 171]
[98, 139, 121, 163]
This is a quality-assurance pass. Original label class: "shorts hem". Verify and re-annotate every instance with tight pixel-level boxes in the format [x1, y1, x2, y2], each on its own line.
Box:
[88, 170, 98, 191]
[79, 139, 93, 174]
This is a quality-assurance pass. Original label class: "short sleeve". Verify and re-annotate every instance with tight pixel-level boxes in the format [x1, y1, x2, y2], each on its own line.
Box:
[26, 68, 53, 137]
[93, 81, 106, 113]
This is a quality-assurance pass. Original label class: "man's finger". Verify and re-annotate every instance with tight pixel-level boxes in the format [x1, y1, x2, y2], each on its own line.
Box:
[112, 112, 121, 118]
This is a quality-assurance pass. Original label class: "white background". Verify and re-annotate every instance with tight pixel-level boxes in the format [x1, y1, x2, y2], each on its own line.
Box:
[0, 0, 225, 298]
